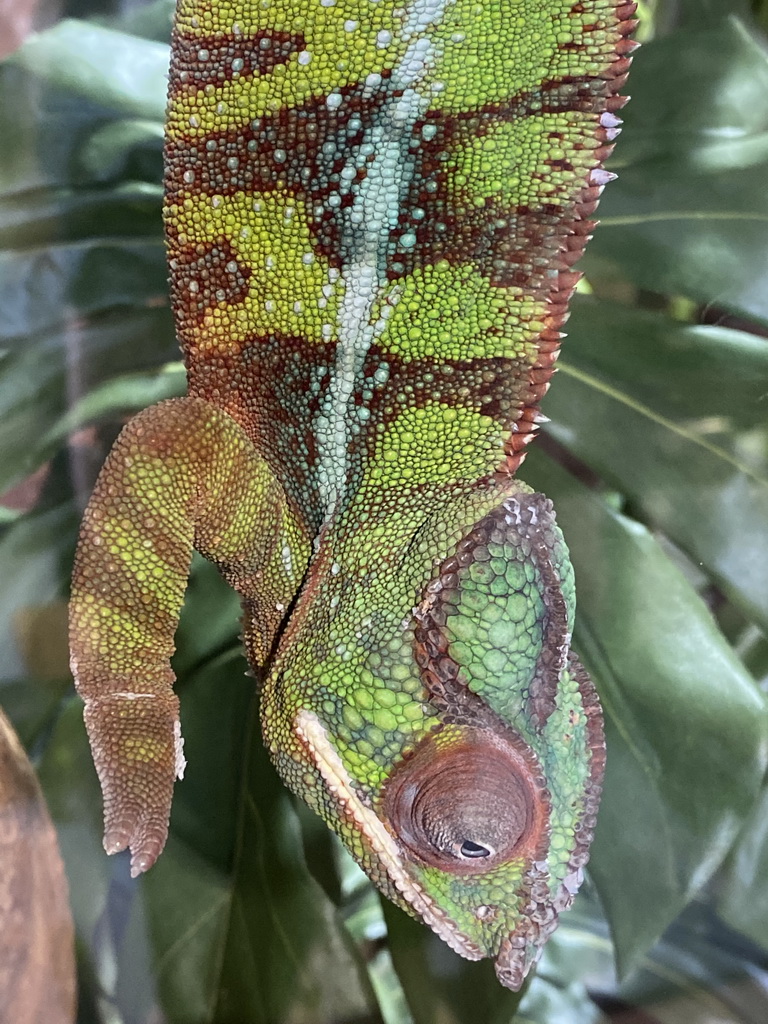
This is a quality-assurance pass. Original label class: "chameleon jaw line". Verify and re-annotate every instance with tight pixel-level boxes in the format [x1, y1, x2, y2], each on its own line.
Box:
[294, 708, 484, 962]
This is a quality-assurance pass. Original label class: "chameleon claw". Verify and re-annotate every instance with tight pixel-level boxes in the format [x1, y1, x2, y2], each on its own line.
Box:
[129, 848, 160, 878]
[103, 827, 131, 856]
[104, 817, 167, 875]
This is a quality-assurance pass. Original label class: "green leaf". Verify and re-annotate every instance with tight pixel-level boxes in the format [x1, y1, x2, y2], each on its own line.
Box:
[0, 507, 76, 682]
[719, 782, 768, 951]
[0, 60, 162, 198]
[0, 242, 166, 342]
[521, 451, 768, 976]
[661, 0, 753, 29]
[617, 899, 768, 1023]
[0, 678, 69, 749]
[77, 118, 164, 185]
[0, 307, 175, 493]
[44, 365, 186, 446]
[142, 652, 383, 1024]
[381, 899, 524, 1024]
[589, 17, 768, 323]
[0, 183, 162, 249]
[35, 697, 112, 942]
[546, 297, 768, 629]
[103, 0, 176, 45]
[8, 21, 169, 122]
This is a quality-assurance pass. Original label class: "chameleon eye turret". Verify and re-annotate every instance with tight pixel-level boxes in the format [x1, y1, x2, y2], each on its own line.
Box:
[382, 728, 540, 874]
[70, 0, 634, 992]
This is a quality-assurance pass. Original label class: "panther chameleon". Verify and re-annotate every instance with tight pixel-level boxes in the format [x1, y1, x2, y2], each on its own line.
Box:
[69, 0, 635, 989]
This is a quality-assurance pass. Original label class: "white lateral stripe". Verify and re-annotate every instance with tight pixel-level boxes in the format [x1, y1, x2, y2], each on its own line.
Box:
[316, 0, 454, 514]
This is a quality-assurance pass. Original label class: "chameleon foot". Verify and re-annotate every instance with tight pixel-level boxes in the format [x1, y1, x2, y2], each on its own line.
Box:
[83, 692, 183, 876]
[104, 818, 169, 877]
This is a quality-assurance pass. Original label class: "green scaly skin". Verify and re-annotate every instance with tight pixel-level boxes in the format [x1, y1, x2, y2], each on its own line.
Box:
[69, 0, 635, 988]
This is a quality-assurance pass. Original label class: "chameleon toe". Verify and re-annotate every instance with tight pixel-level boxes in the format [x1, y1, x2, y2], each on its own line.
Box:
[103, 827, 132, 856]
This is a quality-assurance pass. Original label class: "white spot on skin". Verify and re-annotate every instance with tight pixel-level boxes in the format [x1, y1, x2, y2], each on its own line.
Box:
[589, 167, 618, 187]
[281, 544, 293, 578]
[174, 719, 186, 779]
[475, 904, 497, 921]
[109, 692, 157, 700]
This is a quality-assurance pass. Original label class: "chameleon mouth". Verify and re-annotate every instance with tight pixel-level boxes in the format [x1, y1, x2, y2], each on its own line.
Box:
[294, 709, 484, 962]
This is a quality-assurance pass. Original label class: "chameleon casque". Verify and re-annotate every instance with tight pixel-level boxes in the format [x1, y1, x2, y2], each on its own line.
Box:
[69, 0, 635, 990]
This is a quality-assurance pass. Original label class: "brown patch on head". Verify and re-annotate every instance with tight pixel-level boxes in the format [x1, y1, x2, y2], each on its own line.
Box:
[382, 727, 548, 876]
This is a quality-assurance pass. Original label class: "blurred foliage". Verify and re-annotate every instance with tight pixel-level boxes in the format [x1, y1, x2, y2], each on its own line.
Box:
[1, 0, 768, 1021]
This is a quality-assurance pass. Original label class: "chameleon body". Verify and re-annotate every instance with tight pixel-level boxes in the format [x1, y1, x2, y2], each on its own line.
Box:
[69, 0, 634, 989]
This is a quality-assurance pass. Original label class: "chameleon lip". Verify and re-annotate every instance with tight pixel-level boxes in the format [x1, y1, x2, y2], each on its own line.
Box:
[294, 709, 484, 962]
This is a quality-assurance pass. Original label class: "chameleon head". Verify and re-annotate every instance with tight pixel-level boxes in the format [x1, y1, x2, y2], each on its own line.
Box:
[381, 722, 555, 987]
[277, 485, 604, 990]
[293, 678, 599, 990]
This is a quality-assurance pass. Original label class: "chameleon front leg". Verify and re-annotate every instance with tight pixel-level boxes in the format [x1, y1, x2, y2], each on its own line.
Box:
[69, 397, 310, 875]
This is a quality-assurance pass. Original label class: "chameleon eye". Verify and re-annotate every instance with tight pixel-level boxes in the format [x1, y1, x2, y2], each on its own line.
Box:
[382, 729, 538, 875]
[459, 839, 492, 859]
